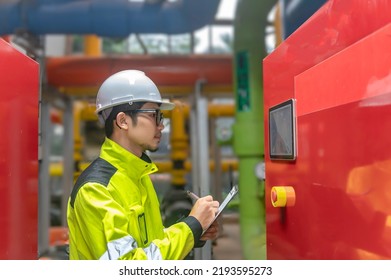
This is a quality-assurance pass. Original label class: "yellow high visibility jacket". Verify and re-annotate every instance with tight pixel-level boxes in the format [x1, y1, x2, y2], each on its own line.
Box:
[67, 137, 202, 260]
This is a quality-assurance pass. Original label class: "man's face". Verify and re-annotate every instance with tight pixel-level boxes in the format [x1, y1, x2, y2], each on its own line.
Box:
[127, 102, 165, 153]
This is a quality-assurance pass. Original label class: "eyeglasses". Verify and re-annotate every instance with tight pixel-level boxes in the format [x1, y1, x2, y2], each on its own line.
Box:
[131, 109, 164, 126]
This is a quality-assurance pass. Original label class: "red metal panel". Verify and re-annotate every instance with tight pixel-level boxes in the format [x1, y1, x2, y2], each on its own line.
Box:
[264, 0, 391, 259]
[295, 24, 391, 116]
[264, 0, 391, 110]
[0, 39, 39, 259]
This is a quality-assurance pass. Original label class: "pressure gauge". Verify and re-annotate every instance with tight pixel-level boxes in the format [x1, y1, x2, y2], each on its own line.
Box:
[216, 120, 233, 142]
[255, 161, 265, 180]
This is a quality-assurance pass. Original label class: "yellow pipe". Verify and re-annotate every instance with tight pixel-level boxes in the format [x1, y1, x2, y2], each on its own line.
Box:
[164, 103, 234, 118]
[78, 102, 235, 122]
[50, 159, 238, 177]
[155, 159, 238, 173]
[80, 103, 100, 121]
[80, 102, 234, 122]
[50, 162, 63, 177]
[170, 100, 189, 186]
[73, 101, 85, 163]
[84, 35, 101, 56]
[208, 103, 235, 117]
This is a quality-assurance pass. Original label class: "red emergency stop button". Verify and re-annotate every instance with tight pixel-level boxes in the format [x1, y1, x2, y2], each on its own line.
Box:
[271, 186, 296, 207]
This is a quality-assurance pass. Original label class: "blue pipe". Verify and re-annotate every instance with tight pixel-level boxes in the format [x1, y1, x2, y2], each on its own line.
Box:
[0, 0, 220, 37]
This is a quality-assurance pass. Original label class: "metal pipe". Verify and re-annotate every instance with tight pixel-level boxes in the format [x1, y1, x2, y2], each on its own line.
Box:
[232, 0, 276, 260]
[191, 78, 212, 260]
[0, 0, 221, 36]
[61, 96, 74, 227]
[38, 100, 51, 257]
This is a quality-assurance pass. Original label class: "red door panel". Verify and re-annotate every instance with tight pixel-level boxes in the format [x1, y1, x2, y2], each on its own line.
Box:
[0, 39, 39, 259]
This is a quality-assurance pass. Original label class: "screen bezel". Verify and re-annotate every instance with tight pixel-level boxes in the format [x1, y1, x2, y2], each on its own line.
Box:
[268, 99, 297, 160]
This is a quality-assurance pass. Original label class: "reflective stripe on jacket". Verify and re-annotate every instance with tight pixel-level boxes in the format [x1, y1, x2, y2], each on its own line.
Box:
[67, 137, 202, 260]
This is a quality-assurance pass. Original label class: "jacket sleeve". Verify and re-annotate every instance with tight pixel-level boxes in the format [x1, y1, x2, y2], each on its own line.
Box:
[151, 216, 204, 259]
[172, 216, 206, 248]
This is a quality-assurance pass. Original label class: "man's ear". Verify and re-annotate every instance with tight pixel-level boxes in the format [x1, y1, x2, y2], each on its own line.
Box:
[115, 112, 128, 129]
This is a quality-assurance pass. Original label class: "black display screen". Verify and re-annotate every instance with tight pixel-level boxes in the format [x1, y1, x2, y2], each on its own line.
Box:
[269, 99, 297, 160]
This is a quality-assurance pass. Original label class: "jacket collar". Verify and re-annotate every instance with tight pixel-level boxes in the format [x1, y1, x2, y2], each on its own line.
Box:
[99, 137, 158, 179]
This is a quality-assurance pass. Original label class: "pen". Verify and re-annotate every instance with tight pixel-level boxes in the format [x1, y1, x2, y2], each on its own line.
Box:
[186, 190, 199, 201]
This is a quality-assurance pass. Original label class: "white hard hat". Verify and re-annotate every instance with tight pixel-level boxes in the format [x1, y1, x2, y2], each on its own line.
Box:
[96, 70, 175, 123]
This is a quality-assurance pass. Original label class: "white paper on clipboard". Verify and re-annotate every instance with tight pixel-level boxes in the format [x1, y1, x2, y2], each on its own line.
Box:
[202, 185, 239, 235]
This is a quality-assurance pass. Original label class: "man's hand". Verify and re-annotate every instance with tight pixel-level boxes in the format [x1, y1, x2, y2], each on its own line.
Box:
[188, 195, 219, 231]
[200, 220, 219, 240]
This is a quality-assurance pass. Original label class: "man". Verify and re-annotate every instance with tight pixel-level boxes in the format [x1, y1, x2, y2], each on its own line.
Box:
[67, 70, 219, 260]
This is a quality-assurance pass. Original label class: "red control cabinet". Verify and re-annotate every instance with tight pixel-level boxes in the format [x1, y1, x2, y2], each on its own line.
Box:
[0, 39, 39, 259]
[264, 1, 391, 259]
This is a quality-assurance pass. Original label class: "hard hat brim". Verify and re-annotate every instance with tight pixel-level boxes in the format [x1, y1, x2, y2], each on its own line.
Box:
[159, 101, 175, 111]
[96, 99, 175, 114]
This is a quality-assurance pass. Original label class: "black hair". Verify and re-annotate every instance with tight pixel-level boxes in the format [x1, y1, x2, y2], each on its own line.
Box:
[104, 102, 146, 138]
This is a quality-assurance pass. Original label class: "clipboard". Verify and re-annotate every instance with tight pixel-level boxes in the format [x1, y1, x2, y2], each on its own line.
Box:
[202, 185, 239, 235]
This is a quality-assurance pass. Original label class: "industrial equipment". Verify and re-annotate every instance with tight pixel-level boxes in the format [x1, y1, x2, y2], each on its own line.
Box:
[264, 0, 391, 259]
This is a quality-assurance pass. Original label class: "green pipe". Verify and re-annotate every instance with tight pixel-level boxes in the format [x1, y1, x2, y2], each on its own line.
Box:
[232, 0, 276, 259]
